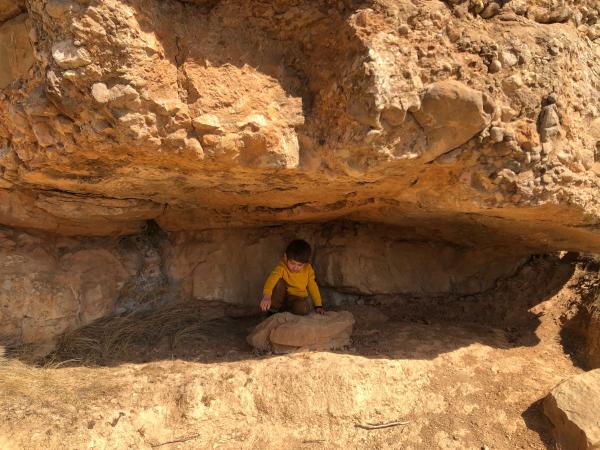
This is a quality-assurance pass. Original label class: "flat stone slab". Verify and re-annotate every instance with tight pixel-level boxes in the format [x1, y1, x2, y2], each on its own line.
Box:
[543, 369, 600, 450]
[247, 311, 355, 353]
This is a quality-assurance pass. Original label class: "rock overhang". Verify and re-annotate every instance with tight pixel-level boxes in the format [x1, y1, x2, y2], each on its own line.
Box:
[0, 0, 598, 253]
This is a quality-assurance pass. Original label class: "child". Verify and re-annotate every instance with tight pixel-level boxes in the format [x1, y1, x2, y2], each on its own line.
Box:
[259, 239, 325, 316]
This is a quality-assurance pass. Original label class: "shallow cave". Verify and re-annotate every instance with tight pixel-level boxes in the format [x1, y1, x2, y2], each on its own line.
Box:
[1, 217, 599, 450]
[0, 216, 596, 355]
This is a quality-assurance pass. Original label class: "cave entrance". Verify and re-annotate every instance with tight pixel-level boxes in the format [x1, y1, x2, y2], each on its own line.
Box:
[2, 219, 597, 450]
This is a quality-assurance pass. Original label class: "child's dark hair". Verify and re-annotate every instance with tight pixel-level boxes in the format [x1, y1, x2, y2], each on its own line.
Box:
[285, 239, 312, 263]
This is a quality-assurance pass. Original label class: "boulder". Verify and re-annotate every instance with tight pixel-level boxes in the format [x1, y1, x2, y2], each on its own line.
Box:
[412, 80, 493, 161]
[542, 370, 600, 450]
[247, 311, 355, 353]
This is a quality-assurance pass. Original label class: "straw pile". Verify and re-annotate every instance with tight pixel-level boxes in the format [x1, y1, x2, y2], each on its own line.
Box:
[52, 300, 232, 364]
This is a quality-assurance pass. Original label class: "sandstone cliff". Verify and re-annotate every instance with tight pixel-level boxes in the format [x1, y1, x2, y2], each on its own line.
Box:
[1, 0, 600, 344]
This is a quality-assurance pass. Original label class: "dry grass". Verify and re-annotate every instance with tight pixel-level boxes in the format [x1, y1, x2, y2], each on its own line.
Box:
[51, 300, 237, 364]
[0, 301, 234, 426]
[0, 357, 74, 409]
[0, 348, 120, 419]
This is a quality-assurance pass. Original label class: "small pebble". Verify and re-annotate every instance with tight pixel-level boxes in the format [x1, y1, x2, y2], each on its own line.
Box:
[398, 24, 411, 35]
[500, 51, 518, 67]
[489, 127, 504, 143]
[488, 59, 502, 73]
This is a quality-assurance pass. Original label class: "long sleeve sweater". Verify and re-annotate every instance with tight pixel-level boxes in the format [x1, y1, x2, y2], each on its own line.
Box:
[262, 258, 322, 307]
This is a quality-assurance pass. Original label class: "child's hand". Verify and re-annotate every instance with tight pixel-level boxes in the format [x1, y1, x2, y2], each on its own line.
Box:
[315, 306, 326, 315]
[260, 294, 272, 311]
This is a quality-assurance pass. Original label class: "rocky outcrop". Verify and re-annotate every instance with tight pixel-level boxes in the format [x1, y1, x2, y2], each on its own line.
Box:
[247, 311, 355, 353]
[0, 13, 34, 89]
[0, 0, 25, 23]
[561, 272, 600, 370]
[543, 369, 600, 450]
[0, 0, 600, 343]
[0, 0, 597, 248]
[0, 227, 136, 344]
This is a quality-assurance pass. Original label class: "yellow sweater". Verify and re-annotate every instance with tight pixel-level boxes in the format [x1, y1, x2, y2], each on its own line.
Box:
[262, 259, 322, 307]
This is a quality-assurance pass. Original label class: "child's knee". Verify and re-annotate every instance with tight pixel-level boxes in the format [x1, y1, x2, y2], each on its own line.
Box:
[292, 299, 311, 316]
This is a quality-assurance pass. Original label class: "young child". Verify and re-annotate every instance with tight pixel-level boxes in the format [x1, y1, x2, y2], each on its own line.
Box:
[259, 239, 325, 316]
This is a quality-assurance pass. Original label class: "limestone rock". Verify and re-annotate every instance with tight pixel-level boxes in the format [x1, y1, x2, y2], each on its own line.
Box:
[52, 40, 91, 69]
[91, 83, 141, 110]
[192, 114, 222, 133]
[247, 311, 355, 353]
[0, 229, 135, 344]
[531, 6, 572, 24]
[237, 114, 268, 131]
[499, 51, 518, 68]
[45, 0, 79, 19]
[0, 0, 598, 247]
[0, 14, 34, 88]
[1, 0, 600, 347]
[412, 80, 493, 161]
[488, 59, 502, 73]
[480, 2, 500, 19]
[539, 103, 562, 143]
[543, 370, 600, 450]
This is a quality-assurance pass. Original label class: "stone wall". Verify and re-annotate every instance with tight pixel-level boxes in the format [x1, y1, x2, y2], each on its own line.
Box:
[0, 221, 528, 344]
[0, 227, 136, 344]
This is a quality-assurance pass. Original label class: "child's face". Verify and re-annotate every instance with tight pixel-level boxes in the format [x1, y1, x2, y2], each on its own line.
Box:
[285, 256, 305, 272]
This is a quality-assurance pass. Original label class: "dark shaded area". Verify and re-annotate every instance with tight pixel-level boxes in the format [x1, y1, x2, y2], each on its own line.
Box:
[113, 219, 169, 314]
[560, 265, 600, 370]
[17, 253, 576, 368]
[375, 253, 575, 345]
[522, 399, 555, 450]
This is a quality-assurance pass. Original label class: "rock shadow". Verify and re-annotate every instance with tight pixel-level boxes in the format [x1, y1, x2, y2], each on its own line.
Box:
[522, 399, 555, 450]
[18, 254, 576, 368]
[559, 266, 600, 370]
[126, 0, 372, 146]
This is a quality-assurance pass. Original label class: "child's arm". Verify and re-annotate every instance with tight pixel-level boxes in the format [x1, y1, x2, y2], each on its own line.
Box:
[307, 265, 325, 314]
[260, 265, 284, 311]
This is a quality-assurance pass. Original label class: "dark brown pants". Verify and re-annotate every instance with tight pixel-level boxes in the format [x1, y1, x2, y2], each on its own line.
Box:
[271, 279, 310, 316]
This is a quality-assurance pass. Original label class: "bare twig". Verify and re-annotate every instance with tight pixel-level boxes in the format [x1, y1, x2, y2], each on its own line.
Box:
[302, 439, 325, 444]
[355, 420, 410, 430]
[150, 433, 201, 448]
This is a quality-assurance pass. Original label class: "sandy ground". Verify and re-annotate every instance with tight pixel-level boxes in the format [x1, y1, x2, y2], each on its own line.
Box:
[0, 258, 589, 450]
